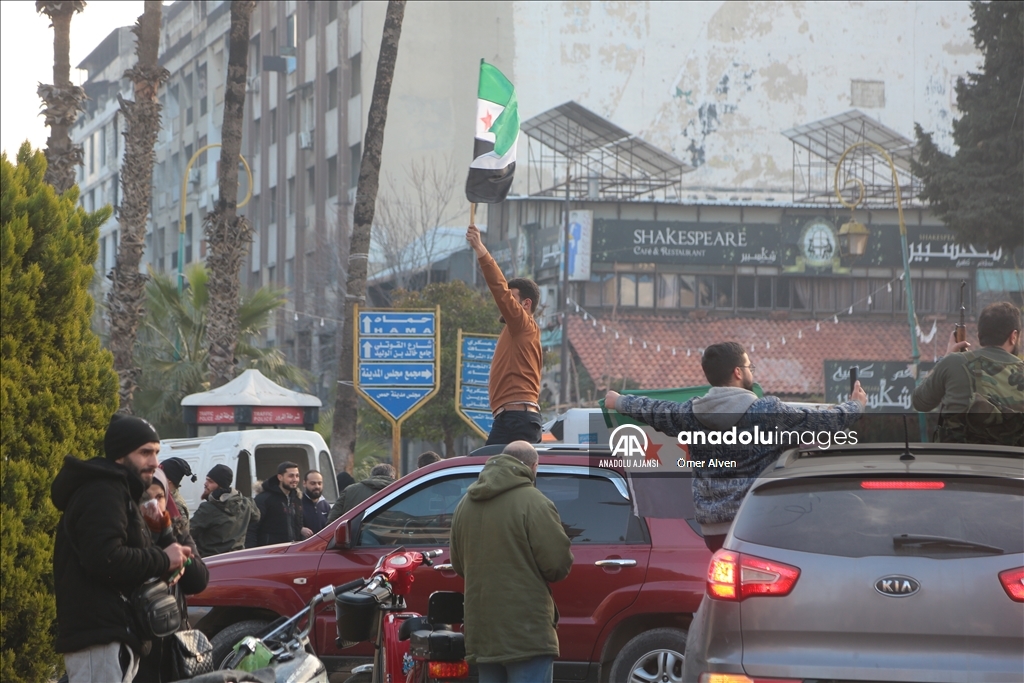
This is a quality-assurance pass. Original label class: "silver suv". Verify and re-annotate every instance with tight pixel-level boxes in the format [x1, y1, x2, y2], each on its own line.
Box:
[683, 442, 1024, 683]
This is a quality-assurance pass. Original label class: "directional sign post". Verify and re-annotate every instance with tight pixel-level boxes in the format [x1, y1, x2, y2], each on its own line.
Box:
[455, 330, 499, 439]
[354, 306, 440, 471]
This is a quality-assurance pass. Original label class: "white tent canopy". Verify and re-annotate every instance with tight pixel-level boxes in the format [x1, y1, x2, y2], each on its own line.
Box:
[181, 369, 321, 408]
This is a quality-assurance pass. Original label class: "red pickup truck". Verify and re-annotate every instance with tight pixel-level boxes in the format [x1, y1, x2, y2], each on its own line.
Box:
[189, 446, 710, 682]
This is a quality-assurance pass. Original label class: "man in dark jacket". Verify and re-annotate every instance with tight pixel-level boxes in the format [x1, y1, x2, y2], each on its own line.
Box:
[301, 469, 331, 533]
[326, 463, 396, 522]
[190, 464, 260, 557]
[450, 441, 573, 683]
[51, 414, 192, 683]
[246, 461, 305, 547]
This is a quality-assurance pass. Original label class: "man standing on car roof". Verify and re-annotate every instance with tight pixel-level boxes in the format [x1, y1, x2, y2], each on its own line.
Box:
[247, 461, 307, 546]
[450, 441, 573, 683]
[913, 301, 1023, 446]
[606, 341, 866, 552]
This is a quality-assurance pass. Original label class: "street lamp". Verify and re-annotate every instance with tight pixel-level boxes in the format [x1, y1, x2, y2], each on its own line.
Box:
[834, 141, 928, 441]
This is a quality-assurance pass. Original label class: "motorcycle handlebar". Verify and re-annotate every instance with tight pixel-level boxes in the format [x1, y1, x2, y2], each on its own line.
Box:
[335, 577, 368, 595]
[422, 549, 443, 559]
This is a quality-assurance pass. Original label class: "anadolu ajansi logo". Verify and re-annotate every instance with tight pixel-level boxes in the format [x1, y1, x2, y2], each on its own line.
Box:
[609, 424, 649, 458]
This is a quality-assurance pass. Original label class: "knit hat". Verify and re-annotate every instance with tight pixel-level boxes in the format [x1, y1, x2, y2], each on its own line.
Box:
[104, 414, 160, 461]
[207, 464, 233, 490]
[149, 467, 181, 518]
[160, 457, 195, 487]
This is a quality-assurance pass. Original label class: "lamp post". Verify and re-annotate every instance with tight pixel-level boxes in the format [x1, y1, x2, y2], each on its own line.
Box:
[834, 141, 928, 441]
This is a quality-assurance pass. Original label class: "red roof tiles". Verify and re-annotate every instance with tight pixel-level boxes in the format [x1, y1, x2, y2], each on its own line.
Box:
[567, 314, 971, 398]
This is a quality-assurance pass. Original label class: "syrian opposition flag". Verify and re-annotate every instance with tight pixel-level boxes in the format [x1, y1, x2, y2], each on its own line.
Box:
[466, 60, 519, 204]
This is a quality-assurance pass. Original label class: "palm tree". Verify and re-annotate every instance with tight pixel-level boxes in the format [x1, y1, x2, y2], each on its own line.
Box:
[332, 0, 407, 475]
[205, 0, 256, 389]
[36, 1, 86, 193]
[107, 0, 168, 412]
[135, 264, 309, 437]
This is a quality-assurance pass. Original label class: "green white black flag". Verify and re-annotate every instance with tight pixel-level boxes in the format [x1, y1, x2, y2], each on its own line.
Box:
[466, 61, 519, 204]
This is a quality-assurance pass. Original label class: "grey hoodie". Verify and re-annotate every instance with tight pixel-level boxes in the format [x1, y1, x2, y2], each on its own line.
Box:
[691, 386, 759, 429]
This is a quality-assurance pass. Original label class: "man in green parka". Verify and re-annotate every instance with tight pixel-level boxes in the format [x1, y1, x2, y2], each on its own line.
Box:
[450, 441, 573, 683]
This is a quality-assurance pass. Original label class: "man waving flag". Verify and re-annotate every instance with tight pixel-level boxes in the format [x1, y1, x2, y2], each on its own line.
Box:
[466, 60, 519, 204]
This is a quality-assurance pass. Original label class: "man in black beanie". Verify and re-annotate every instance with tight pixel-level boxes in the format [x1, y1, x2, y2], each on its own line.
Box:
[190, 464, 261, 557]
[51, 414, 193, 682]
[159, 456, 195, 534]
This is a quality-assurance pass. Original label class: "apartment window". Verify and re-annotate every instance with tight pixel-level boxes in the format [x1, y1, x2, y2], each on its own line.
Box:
[350, 53, 361, 98]
[270, 108, 277, 144]
[349, 143, 361, 188]
[306, 167, 316, 205]
[89, 134, 95, 173]
[288, 96, 297, 134]
[252, 117, 261, 145]
[288, 177, 296, 215]
[111, 172, 119, 210]
[327, 155, 338, 198]
[250, 37, 261, 74]
[112, 114, 119, 159]
[327, 2, 338, 23]
[198, 62, 208, 116]
[306, 1, 317, 36]
[270, 187, 278, 220]
[100, 126, 107, 166]
[198, 135, 208, 165]
[327, 69, 339, 110]
[303, 91, 315, 132]
[286, 14, 296, 48]
[99, 236, 107, 275]
[185, 214, 193, 263]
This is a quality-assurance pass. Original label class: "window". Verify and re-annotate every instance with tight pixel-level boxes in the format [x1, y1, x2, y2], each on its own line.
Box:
[637, 274, 654, 308]
[327, 155, 338, 198]
[678, 275, 696, 308]
[197, 135, 208, 166]
[738, 275, 756, 309]
[757, 277, 773, 308]
[306, 1, 317, 37]
[327, 69, 338, 110]
[349, 143, 361, 188]
[99, 236, 107, 275]
[537, 474, 642, 544]
[328, 1, 338, 23]
[306, 167, 316, 205]
[619, 274, 637, 307]
[270, 108, 277, 144]
[656, 273, 677, 308]
[100, 126, 106, 167]
[270, 187, 278, 219]
[185, 215, 193, 263]
[89, 134, 95, 173]
[359, 474, 478, 547]
[350, 53, 361, 98]
[715, 275, 733, 308]
[111, 173, 119, 210]
[285, 13, 297, 48]
[198, 62, 208, 116]
[250, 37, 261, 75]
[776, 278, 791, 308]
[288, 96, 297, 134]
[287, 177, 296, 215]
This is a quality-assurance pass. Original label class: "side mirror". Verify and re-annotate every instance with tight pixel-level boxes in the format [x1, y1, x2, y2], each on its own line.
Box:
[334, 520, 353, 549]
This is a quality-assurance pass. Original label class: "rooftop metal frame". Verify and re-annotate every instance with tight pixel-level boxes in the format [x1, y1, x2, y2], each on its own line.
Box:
[782, 110, 923, 207]
[522, 101, 692, 201]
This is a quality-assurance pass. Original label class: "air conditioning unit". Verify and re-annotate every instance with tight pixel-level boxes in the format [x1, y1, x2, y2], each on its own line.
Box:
[188, 168, 201, 187]
[247, 75, 260, 94]
[299, 131, 313, 149]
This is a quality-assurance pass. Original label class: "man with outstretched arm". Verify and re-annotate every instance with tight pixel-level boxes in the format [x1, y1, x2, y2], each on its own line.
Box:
[467, 223, 545, 445]
[606, 341, 866, 552]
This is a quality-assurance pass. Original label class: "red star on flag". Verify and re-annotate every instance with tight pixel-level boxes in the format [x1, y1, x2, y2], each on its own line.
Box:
[644, 441, 662, 465]
[480, 109, 494, 131]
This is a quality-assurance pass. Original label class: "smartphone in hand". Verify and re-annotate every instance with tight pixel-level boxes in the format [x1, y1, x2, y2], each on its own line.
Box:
[849, 366, 858, 394]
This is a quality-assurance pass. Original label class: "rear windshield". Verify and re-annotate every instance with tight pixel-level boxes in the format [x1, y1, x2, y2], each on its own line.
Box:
[733, 477, 1024, 558]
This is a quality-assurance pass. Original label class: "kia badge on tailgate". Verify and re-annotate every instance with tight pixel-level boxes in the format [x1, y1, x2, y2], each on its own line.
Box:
[875, 575, 921, 597]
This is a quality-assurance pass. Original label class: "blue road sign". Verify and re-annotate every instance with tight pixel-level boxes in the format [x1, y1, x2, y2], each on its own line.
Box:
[359, 363, 435, 386]
[461, 336, 498, 361]
[461, 361, 491, 386]
[359, 311, 435, 336]
[359, 338, 435, 361]
[361, 388, 434, 421]
[462, 410, 494, 436]
[460, 385, 490, 411]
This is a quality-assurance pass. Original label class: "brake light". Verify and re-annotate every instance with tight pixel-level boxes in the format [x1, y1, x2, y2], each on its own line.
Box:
[706, 549, 800, 601]
[860, 481, 944, 489]
[428, 660, 469, 679]
[699, 674, 801, 683]
[999, 567, 1024, 602]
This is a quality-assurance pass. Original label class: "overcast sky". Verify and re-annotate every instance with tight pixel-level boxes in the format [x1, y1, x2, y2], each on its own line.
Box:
[1, 1, 145, 157]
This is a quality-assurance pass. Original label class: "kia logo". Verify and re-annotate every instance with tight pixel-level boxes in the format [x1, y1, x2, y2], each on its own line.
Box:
[874, 575, 921, 597]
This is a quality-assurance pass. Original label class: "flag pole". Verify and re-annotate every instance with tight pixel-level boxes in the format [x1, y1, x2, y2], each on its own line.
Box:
[470, 202, 477, 226]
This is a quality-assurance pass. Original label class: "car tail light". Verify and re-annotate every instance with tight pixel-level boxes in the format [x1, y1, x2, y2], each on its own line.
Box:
[860, 480, 945, 489]
[707, 549, 800, 601]
[428, 660, 469, 679]
[699, 674, 801, 683]
[999, 567, 1024, 602]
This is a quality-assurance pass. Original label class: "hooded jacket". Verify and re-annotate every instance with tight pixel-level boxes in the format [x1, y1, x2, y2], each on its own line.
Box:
[51, 456, 171, 654]
[190, 488, 261, 557]
[247, 476, 303, 547]
[326, 475, 394, 523]
[450, 455, 573, 663]
[617, 388, 862, 534]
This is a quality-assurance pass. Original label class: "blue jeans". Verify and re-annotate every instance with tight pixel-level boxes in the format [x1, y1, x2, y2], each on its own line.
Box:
[478, 656, 554, 683]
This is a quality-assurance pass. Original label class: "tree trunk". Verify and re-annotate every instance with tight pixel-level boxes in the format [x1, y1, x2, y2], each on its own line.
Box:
[36, 1, 86, 193]
[444, 430, 455, 460]
[204, 1, 256, 389]
[106, 0, 168, 412]
[332, 0, 407, 474]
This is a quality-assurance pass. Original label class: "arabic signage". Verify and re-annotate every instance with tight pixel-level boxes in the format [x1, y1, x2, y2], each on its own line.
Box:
[455, 331, 498, 438]
[585, 216, 1014, 273]
[824, 360, 936, 414]
[354, 307, 440, 423]
[193, 406, 311, 425]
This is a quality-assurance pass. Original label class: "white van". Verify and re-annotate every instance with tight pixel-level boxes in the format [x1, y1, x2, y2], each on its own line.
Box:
[159, 429, 338, 513]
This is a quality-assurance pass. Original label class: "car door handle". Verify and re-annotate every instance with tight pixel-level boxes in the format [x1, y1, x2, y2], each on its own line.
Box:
[433, 563, 454, 571]
[594, 559, 637, 567]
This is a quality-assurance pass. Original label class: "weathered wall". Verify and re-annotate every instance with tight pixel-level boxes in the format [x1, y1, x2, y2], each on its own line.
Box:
[512, 1, 981, 193]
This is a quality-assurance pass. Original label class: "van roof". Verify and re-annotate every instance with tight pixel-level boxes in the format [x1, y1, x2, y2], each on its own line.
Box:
[161, 429, 328, 450]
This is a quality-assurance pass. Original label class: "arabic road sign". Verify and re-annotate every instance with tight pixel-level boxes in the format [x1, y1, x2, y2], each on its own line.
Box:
[361, 388, 435, 420]
[824, 360, 935, 414]
[456, 330, 499, 439]
[359, 311, 435, 336]
[359, 363, 435, 386]
[359, 338, 436, 361]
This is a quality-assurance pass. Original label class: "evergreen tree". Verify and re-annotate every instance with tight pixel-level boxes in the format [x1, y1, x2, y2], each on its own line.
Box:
[1, 145, 119, 682]
[913, 1, 1023, 252]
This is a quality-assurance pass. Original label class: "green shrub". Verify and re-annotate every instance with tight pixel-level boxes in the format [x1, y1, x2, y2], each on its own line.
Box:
[1, 145, 118, 682]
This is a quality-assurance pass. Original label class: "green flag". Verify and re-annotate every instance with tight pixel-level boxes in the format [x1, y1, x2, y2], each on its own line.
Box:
[466, 61, 519, 204]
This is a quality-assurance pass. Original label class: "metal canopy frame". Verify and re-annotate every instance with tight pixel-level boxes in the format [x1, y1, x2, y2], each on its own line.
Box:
[522, 101, 692, 200]
[782, 110, 922, 207]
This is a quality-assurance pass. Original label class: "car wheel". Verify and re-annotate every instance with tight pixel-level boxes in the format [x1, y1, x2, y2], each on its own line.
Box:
[608, 627, 687, 683]
[209, 618, 272, 668]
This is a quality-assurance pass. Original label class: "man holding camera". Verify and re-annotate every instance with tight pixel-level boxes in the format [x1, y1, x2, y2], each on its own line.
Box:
[51, 415, 191, 682]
